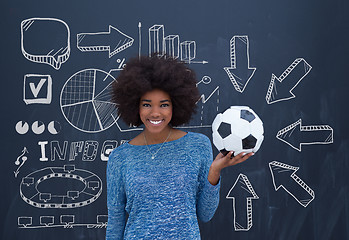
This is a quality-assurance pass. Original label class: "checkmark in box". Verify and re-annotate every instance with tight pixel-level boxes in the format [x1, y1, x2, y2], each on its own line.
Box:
[23, 74, 52, 104]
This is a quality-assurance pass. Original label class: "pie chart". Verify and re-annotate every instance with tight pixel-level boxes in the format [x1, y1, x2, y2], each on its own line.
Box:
[60, 69, 118, 133]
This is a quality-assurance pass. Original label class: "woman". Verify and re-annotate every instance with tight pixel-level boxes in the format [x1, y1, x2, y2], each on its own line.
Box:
[106, 55, 253, 239]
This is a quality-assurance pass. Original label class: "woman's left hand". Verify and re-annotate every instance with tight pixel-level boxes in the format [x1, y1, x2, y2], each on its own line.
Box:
[208, 151, 253, 185]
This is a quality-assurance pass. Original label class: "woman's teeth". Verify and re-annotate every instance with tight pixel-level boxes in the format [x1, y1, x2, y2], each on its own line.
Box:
[149, 120, 162, 125]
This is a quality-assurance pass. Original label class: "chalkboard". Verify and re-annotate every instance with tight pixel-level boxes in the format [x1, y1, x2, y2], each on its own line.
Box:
[2, 0, 349, 239]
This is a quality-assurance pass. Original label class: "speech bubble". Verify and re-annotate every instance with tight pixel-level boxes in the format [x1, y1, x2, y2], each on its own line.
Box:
[21, 18, 70, 70]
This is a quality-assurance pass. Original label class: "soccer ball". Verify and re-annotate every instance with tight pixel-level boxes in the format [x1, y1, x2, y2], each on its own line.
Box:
[212, 106, 264, 156]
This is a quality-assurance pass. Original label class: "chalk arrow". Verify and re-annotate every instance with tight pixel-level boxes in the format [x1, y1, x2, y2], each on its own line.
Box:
[269, 161, 315, 207]
[77, 25, 134, 58]
[266, 58, 312, 104]
[226, 174, 259, 231]
[224, 36, 256, 93]
[276, 119, 333, 152]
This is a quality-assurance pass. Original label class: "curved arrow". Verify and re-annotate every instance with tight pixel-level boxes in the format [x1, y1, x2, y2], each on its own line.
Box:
[226, 173, 259, 231]
[224, 36, 256, 93]
[269, 161, 315, 207]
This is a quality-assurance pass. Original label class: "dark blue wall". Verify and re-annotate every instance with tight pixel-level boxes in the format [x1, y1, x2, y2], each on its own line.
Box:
[2, 0, 349, 239]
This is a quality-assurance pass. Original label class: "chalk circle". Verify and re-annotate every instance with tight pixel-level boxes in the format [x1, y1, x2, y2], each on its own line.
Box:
[201, 76, 212, 84]
[48, 121, 61, 134]
[32, 121, 45, 135]
[15, 121, 29, 135]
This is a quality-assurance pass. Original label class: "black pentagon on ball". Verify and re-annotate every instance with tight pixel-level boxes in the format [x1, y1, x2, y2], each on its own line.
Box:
[217, 122, 231, 139]
[242, 134, 257, 149]
[240, 109, 256, 123]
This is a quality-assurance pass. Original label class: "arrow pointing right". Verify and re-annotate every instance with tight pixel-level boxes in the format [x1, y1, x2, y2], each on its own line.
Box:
[269, 161, 315, 207]
[77, 25, 134, 58]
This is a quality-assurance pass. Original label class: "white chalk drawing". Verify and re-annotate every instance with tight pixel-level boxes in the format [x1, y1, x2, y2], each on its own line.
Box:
[138, 22, 142, 59]
[148, 24, 207, 64]
[266, 58, 312, 104]
[14, 147, 29, 178]
[60, 69, 118, 133]
[32, 121, 45, 135]
[18, 214, 108, 229]
[15, 121, 29, 135]
[38, 141, 49, 161]
[226, 173, 259, 231]
[40, 216, 54, 227]
[269, 161, 315, 207]
[16, 121, 61, 135]
[18, 217, 32, 227]
[21, 18, 70, 70]
[149, 25, 165, 56]
[224, 36, 256, 93]
[100, 140, 118, 161]
[47, 121, 61, 134]
[276, 119, 334, 152]
[77, 25, 134, 58]
[23, 74, 52, 105]
[20, 165, 102, 208]
[38, 140, 120, 162]
[116, 58, 126, 69]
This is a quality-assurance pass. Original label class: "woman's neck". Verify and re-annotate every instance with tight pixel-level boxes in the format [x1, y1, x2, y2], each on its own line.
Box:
[143, 127, 172, 145]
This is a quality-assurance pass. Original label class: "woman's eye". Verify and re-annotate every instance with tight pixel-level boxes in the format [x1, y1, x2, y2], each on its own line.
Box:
[161, 104, 170, 107]
[142, 103, 151, 107]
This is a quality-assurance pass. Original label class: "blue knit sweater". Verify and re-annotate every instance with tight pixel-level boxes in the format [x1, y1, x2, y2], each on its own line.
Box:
[106, 132, 220, 239]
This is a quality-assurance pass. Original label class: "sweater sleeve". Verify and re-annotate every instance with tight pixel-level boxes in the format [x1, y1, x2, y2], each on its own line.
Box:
[106, 149, 127, 240]
[196, 135, 221, 222]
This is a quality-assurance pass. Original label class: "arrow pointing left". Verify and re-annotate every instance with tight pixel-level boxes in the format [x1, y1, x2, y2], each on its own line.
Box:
[77, 25, 134, 58]
[276, 119, 334, 152]
[226, 173, 259, 231]
[223, 36, 256, 93]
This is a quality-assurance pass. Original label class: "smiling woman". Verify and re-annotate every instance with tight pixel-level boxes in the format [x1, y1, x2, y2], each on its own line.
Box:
[106, 55, 253, 240]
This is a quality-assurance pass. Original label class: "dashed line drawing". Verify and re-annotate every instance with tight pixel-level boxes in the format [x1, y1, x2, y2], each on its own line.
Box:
[224, 36, 256, 93]
[148, 24, 207, 64]
[18, 214, 108, 229]
[20, 165, 102, 209]
[77, 25, 134, 58]
[269, 161, 315, 207]
[21, 18, 70, 70]
[23, 74, 52, 105]
[276, 119, 334, 152]
[226, 173, 259, 231]
[266, 58, 312, 104]
[14, 147, 29, 178]
[60, 68, 118, 133]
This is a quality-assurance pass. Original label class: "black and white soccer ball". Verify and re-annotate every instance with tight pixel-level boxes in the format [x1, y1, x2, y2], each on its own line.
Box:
[212, 106, 264, 156]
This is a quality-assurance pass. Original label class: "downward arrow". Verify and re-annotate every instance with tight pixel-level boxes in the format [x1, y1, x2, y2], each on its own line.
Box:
[223, 36, 256, 93]
[269, 161, 315, 207]
[226, 173, 259, 231]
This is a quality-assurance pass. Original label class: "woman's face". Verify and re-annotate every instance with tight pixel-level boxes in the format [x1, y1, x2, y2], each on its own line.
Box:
[139, 89, 173, 135]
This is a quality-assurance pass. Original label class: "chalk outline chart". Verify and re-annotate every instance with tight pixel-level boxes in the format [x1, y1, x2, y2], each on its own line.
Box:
[20, 165, 102, 208]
